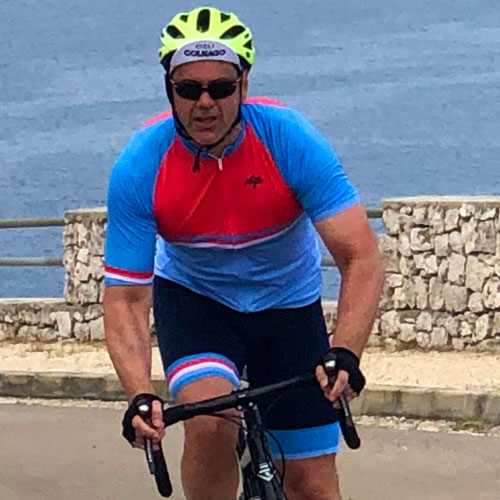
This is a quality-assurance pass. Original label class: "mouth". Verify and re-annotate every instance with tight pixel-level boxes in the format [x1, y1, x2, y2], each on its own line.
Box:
[193, 117, 217, 130]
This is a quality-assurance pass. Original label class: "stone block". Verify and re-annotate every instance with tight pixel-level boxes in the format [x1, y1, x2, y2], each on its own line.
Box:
[50, 311, 72, 339]
[393, 279, 416, 309]
[17, 309, 40, 326]
[459, 321, 473, 337]
[380, 311, 400, 338]
[400, 234, 412, 258]
[459, 204, 475, 219]
[0, 323, 17, 340]
[451, 338, 466, 350]
[468, 292, 485, 313]
[416, 332, 431, 348]
[463, 220, 496, 254]
[18, 325, 40, 341]
[444, 209, 459, 231]
[399, 257, 415, 277]
[437, 259, 449, 280]
[410, 228, 433, 252]
[89, 317, 105, 341]
[434, 234, 450, 257]
[449, 231, 464, 253]
[414, 253, 438, 276]
[399, 323, 416, 343]
[493, 313, 500, 335]
[479, 208, 498, 221]
[465, 256, 492, 292]
[429, 206, 446, 233]
[430, 327, 448, 347]
[413, 207, 428, 224]
[84, 304, 103, 321]
[474, 314, 491, 341]
[414, 276, 428, 310]
[448, 253, 466, 285]
[416, 312, 432, 332]
[443, 283, 468, 312]
[76, 248, 90, 265]
[377, 234, 399, 272]
[429, 278, 444, 310]
[382, 209, 400, 235]
[444, 316, 459, 337]
[74, 322, 91, 342]
[482, 277, 500, 310]
[386, 274, 404, 288]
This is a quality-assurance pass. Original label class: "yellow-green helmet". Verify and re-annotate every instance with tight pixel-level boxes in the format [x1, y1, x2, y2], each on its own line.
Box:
[158, 6, 255, 73]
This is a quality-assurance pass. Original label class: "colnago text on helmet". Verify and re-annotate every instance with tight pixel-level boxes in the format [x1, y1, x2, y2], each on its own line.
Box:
[183, 49, 226, 58]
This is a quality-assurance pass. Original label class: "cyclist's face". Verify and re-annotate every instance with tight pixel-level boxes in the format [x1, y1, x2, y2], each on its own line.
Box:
[171, 61, 248, 147]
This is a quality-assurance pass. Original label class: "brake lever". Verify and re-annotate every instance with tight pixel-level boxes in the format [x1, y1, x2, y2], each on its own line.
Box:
[323, 352, 361, 450]
[137, 402, 173, 497]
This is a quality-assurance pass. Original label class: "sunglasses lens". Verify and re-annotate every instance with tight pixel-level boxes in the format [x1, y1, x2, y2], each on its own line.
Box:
[207, 81, 237, 99]
[173, 80, 238, 100]
[174, 82, 202, 100]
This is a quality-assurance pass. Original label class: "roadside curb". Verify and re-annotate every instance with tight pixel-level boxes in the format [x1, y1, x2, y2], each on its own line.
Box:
[1, 371, 499, 424]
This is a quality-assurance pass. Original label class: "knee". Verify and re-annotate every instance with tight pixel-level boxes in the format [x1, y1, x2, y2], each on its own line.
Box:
[284, 455, 341, 500]
[184, 414, 239, 454]
[286, 474, 336, 500]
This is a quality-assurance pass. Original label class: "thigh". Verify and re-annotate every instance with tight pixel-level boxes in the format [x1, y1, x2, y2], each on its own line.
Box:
[244, 299, 341, 459]
[153, 277, 246, 399]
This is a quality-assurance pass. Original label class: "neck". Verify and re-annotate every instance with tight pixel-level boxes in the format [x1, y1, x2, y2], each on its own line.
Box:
[192, 123, 242, 158]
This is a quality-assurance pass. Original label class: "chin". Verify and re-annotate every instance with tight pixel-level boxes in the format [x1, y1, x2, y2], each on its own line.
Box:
[192, 132, 220, 146]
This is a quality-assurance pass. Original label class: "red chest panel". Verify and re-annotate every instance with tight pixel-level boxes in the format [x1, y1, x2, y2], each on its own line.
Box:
[153, 125, 303, 246]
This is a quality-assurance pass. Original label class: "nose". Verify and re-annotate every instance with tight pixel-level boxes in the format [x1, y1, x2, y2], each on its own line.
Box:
[196, 89, 215, 108]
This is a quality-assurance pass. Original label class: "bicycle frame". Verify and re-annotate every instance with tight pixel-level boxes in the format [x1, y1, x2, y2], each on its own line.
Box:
[238, 403, 286, 500]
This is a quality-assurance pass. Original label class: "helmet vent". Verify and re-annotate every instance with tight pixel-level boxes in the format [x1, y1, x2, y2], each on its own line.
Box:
[243, 40, 253, 49]
[180, 14, 188, 22]
[221, 25, 245, 39]
[220, 12, 231, 22]
[166, 25, 185, 39]
[197, 8, 211, 32]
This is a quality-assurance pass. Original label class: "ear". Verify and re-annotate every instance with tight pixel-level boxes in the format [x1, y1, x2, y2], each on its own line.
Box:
[240, 70, 249, 102]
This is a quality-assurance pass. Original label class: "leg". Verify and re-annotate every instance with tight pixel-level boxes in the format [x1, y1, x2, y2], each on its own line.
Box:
[177, 376, 241, 500]
[243, 299, 344, 499]
[152, 278, 246, 500]
[280, 454, 342, 500]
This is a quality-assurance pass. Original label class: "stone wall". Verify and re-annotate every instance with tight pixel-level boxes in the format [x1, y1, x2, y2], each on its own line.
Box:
[1, 196, 499, 350]
[374, 197, 500, 350]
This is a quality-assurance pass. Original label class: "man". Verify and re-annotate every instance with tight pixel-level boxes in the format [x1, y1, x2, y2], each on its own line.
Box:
[104, 6, 384, 500]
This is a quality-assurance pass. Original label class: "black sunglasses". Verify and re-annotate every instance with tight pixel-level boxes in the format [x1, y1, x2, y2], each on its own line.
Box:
[171, 78, 241, 101]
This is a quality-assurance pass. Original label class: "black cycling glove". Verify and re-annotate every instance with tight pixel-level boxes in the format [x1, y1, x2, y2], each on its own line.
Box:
[323, 347, 366, 395]
[122, 393, 165, 445]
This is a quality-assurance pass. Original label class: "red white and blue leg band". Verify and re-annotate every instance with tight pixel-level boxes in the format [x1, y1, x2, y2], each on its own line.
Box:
[166, 353, 241, 400]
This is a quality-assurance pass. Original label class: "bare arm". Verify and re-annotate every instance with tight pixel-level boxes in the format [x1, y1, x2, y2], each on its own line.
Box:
[103, 285, 153, 402]
[315, 204, 385, 357]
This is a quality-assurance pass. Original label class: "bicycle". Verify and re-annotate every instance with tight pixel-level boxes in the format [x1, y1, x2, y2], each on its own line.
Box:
[138, 351, 361, 499]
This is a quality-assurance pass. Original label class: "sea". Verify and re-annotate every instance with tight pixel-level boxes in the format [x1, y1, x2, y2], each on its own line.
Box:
[1, 0, 499, 299]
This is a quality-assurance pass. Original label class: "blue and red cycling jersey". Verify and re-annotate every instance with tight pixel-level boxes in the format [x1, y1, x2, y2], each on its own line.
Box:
[105, 98, 360, 312]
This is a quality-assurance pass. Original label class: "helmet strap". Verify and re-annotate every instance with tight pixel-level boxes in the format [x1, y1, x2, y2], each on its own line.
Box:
[164, 75, 243, 173]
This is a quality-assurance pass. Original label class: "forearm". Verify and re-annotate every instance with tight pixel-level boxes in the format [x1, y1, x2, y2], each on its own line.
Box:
[330, 252, 385, 357]
[103, 288, 153, 401]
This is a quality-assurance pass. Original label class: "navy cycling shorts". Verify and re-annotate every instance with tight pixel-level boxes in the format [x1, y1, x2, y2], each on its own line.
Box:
[153, 276, 341, 459]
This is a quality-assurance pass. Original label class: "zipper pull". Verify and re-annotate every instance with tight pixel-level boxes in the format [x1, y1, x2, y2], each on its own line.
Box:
[217, 158, 223, 171]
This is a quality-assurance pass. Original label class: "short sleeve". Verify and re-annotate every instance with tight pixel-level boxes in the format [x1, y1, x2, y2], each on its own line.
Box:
[104, 138, 158, 286]
[245, 104, 361, 222]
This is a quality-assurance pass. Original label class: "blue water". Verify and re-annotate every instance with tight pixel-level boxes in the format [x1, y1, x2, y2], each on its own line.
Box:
[1, 0, 499, 298]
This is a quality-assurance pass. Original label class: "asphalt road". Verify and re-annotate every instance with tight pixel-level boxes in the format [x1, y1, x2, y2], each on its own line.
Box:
[1, 403, 499, 500]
